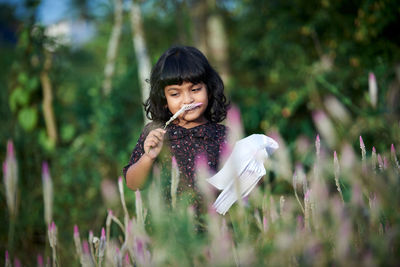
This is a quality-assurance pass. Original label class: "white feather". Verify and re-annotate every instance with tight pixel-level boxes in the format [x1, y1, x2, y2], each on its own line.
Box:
[164, 103, 202, 129]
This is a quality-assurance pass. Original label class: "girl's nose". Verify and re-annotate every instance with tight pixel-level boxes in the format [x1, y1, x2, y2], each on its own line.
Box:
[183, 92, 194, 104]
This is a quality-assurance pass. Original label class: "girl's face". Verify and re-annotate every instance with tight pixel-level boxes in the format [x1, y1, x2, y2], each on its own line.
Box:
[164, 81, 209, 128]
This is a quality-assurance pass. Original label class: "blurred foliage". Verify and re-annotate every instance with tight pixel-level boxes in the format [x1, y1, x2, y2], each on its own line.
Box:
[0, 0, 399, 264]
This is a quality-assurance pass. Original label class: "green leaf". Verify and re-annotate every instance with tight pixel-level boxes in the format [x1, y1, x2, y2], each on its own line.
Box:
[18, 107, 37, 131]
[17, 72, 28, 85]
[9, 87, 30, 111]
[61, 124, 76, 142]
[38, 129, 55, 151]
[27, 77, 39, 92]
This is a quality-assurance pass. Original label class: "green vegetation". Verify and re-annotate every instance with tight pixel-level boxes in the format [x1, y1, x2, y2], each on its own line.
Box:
[1, 0, 399, 265]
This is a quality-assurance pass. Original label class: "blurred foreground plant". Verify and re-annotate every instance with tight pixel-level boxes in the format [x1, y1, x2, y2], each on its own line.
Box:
[3, 134, 400, 266]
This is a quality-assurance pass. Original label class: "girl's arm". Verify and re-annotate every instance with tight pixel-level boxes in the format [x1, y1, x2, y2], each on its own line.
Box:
[125, 128, 166, 190]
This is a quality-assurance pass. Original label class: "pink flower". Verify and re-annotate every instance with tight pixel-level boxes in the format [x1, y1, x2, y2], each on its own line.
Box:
[368, 72, 378, 108]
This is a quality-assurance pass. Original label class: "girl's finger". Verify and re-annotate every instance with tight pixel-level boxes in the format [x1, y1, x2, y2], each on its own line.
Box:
[146, 140, 156, 148]
[151, 129, 165, 141]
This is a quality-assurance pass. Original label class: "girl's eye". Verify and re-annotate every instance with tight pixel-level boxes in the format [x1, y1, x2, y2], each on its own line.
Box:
[192, 87, 202, 92]
[170, 93, 179, 97]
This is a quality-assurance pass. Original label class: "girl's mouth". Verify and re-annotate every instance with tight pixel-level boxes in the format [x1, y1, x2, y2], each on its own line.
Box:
[184, 102, 202, 111]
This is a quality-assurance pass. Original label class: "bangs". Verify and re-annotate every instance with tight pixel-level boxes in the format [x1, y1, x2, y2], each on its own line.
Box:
[158, 49, 207, 87]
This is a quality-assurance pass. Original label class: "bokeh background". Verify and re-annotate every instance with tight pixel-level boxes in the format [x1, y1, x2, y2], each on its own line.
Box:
[1, 0, 399, 264]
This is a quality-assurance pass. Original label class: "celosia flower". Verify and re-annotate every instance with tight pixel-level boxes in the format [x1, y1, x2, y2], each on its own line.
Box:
[5, 251, 10, 267]
[312, 111, 336, 147]
[98, 227, 106, 260]
[37, 254, 44, 267]
[368, 72, 378, 108]
[391, 144, 400, 169]
[136, 189, 144, 228]
[42, 161, 53, 226]
[333, 151, 344, 202]
[73, 224, 83, 262]
[170, 156, 179, 209]
[3, 140, 18, 218]
[118, 176, 129, 219]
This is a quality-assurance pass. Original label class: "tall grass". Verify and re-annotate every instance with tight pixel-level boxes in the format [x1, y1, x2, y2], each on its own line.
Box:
[14, 138, 400, 265]
[3, 123, 400, 266]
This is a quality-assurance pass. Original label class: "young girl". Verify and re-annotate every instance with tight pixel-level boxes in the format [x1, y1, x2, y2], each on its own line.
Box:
[123, 45, 229, 204]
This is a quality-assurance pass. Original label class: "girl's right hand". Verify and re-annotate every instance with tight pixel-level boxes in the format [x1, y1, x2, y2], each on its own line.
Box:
[143, 128, 166, 160]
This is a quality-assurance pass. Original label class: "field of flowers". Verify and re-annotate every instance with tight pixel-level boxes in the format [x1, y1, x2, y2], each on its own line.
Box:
[3, 119, 400, 266]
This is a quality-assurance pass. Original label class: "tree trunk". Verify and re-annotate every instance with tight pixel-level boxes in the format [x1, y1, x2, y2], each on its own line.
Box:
[40, 50, 58, 144]
[130, 0, 151, 124]
[102, 0, 123, 96]
[190, 0, 209, 56]
[206, 0, 230, 86]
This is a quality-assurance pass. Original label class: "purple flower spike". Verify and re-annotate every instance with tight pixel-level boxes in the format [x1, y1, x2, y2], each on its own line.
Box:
[391, 144, 396, 155]
[334, 151, 337, 160]
[37, 254, 44, 267]
[108, 209, 113, 216]
[101, 227, 105, 238]
[172, 156, 177, 168]
[227, 105, 242, 126]
[368, 72, 378, 108]
[7, 140, 14, 158]
[263, 216, 268, 232]
[316, 134, 320, 142]
[125, 253, 130, 264]
[74, 225, 79, 236]
[116, 247, 120, 254]
[14, 258, 21, 267]
[118, 176, 122, 183]
[304, 189, 310, 200]
[42, 161, 49, 176]
[359, 136, 365, 148]
[372, 147, 376, 153]
[51, 221, 56, 231]
[135, 189, 142, 201]
[5, 250, 9, 260]
[83, 240, 90, 254]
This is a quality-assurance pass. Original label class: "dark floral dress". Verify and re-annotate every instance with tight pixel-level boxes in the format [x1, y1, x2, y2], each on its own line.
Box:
[123, 121, 227, 207]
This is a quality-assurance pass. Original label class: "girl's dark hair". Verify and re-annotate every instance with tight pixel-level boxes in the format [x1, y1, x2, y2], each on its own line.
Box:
[144, 45, 229, 123]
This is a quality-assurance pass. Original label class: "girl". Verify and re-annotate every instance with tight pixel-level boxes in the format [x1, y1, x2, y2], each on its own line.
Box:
[123, 45, 229, 203]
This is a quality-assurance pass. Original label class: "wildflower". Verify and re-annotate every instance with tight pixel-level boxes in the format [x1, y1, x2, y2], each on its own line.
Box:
[5, 251, 11, 267]
[293, 170, 305, 213]
[263, 216, 268, 232]
[391, 144, 400, 170]
[48, 221, 57, 267]
[304, 189, 311, 231]
[333, 151, 344, 202]
[3, 140, 18, 218]
[136, 189, 144, 228]
[312, 111, 336, 147]
[170, 156, 179, 209]
[118, 176, 129, 219]
[372, 147, 377, 172]
[98, 227, 106, 265]
[73, 225, 83, 263]
[324, 95, 350, 124]
[368, 72, 378, 108]
[14, 258, 21, 267]
[42, 161, 53, 226]
[37, 254, 44, 267]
